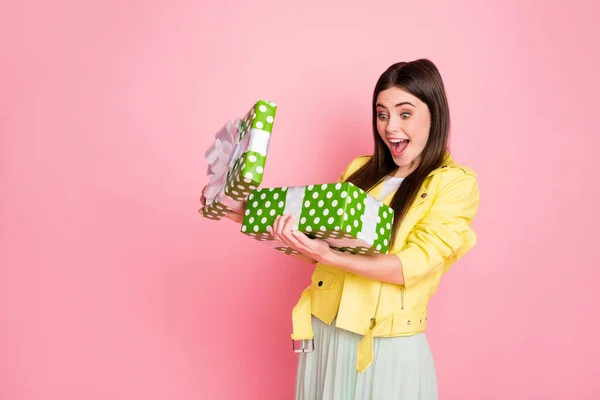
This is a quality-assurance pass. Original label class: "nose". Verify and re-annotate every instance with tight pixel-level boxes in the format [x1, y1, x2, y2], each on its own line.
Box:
[385, 114, 401, 134]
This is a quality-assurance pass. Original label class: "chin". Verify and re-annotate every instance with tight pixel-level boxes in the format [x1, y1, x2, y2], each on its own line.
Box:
[392, 156, 413, 167]
[392, 154, 421, 171]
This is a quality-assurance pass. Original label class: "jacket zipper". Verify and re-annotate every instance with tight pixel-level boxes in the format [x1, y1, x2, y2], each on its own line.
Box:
[371, 283, 404, 329]
[369, 172, 415, 330]
[370, 282, 385, 329]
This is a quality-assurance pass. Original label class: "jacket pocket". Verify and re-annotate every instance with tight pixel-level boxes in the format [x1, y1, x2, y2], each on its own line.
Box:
[311, 266, 337, 290]
[309, 266, 342, 324]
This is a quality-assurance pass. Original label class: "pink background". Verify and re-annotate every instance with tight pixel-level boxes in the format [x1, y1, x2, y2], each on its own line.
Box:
[1, 0, 599, 399]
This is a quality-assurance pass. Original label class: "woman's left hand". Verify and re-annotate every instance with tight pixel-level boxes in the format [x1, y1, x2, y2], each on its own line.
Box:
[268, 214, 334, 264]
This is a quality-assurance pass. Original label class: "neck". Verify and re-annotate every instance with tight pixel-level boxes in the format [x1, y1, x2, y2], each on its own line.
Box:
[393, 159, 420, 178]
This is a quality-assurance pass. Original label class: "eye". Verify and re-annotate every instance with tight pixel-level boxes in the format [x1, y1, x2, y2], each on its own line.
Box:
[377, 113, 389, 121]
[400, 112, 411, 119]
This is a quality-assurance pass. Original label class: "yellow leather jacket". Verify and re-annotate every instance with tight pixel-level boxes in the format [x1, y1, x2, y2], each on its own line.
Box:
[291, 153, 480, 372]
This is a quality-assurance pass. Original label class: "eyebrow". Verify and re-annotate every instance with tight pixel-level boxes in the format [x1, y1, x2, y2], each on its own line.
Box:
[376, 102, 416, 108]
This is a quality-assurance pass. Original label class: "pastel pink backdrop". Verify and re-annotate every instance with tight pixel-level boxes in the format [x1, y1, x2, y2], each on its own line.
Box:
[1, 0, 598, 399]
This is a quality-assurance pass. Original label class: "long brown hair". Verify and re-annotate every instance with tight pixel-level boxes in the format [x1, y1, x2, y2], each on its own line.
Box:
[345, 59, 450, 248]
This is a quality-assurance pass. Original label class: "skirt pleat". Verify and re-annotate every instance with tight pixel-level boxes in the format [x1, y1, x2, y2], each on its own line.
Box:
[295, 316, 438, 400]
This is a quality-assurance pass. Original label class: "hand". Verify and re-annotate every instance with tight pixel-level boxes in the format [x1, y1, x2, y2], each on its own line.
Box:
[200, 185, 246, 224]
[268, 214, 335, 264]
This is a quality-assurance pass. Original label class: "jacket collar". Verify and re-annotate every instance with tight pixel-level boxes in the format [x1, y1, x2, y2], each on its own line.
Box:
[373, 152, 455, 205]
[427, 152, 455, 177]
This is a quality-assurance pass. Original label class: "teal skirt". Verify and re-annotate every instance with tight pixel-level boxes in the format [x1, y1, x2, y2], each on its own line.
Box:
[295, 316, 438, 400]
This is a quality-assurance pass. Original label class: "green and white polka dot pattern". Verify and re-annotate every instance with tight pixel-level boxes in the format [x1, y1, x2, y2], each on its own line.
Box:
[240, 183, 395, 255]
[202, 100, 277, 221]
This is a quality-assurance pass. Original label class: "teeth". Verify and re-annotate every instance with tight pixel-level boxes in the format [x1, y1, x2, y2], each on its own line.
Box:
[389, 139, 407, 143]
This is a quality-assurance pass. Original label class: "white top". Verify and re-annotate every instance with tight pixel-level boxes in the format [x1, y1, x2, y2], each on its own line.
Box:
[379, 176, 404, 200]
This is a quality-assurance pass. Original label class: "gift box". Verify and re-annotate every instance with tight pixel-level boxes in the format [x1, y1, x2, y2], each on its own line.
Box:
[240, 183, 395, 255]
[201, 100, 277, 220]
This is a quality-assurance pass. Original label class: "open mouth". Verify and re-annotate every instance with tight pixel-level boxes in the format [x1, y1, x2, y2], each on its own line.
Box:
[389, 138, 409, 155]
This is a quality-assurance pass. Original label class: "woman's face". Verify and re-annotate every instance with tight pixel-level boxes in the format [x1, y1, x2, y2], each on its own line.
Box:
[375, 87, 431, 176]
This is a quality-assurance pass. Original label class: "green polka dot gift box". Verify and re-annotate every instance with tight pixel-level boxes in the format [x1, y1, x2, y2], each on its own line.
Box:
[201, 100, 277, 221]
[240, 183, 395, 255]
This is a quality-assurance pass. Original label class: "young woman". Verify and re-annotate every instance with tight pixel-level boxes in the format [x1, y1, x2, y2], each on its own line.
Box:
[202, 59, 480, 399]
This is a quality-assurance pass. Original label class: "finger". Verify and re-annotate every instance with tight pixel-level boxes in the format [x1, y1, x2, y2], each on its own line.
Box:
[285, 230, 314, 254]
[269, 216, 281, 239]
[281, 214, 299, 245]
[291, 230, 320, 252]
[273, 214, 297, 246]
[230, 200, 245, 215]
[278, 221, 298, 249]
[226, 211, 243, 224]
[278, 216, 313, 253]
[282, 216, 304, 246]
[281, 214, 296, 234]
[229, 206, 243, 216]
[274, 214, 297, 248]
[275, 215, 286, 239]
[275, 214, 291, 239]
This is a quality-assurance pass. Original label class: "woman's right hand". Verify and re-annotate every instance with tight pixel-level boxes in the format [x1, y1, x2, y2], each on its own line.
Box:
[200, 185, 246, 224]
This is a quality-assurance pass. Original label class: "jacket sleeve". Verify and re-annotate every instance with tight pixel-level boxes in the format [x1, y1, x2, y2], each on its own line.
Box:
[392, 170, 480, 288]
[338, 156, 371, 183]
